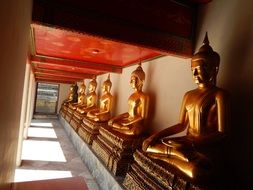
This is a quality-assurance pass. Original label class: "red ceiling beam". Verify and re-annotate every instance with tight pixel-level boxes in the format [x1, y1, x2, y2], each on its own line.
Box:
[35, 74, 82, 82]
[33, 62, 104, 75]
[34, 68, 94, 79]
[35, 72, 87, 80]
[36, 78, 75, 84]
[31, 55, 122, 74]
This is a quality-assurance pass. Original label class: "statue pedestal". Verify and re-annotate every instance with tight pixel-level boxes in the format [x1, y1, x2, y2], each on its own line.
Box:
[60, 105, 68, 118]
[65, 107, 75, 123]
[78, 117, 108, 145]
[59, 115, 123, 190]
[59, 108, 65, 117]
[69, 111, 85, 131]
[123, 150, 209, 190]
[92, 127, 145, 176]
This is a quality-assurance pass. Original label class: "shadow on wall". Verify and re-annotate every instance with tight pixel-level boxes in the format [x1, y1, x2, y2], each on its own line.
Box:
[96, 77, 102, 100]
[144, 91, 156, 134]
[145, 61, 157, 134]
[195, 1, 253, 188]
[110, 73, 121, 116]
[223, 12, 253, 189]
[111, 93, 118, 117]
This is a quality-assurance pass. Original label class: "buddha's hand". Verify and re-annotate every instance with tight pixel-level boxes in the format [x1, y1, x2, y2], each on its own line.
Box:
[142, 134, 158, 152]
[108, 119, 114, 126]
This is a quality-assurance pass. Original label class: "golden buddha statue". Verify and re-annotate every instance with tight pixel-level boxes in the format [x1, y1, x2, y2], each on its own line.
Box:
[61, 83, 78, 119]
[69, 81, 86, 110]
[76, 76, 97, 114]
[63, 84, 75, 105]
[92, 65, 149, 176]
[142, 33, 230, 179]
[87, 74, 113, 122]
[79, 75, 113, 145]
[108, 64, 149, 136]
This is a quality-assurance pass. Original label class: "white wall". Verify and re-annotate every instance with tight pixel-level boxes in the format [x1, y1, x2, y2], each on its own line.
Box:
[0, 0, 32, 188]
[196, 0, 253, 187]
[16, 63, 31, 167]
[23, 72, 36, 139]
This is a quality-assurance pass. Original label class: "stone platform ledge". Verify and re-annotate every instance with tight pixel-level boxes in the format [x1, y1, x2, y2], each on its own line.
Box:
[59, 115, 123, 190]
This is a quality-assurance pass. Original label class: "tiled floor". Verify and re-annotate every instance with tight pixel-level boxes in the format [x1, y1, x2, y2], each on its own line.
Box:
[12, 176, 89, 190]
[15, 118, 99, 190]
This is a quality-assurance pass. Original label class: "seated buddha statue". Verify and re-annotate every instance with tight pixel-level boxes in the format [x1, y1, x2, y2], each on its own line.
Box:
[79, 75, 113, 145]
[69, 81, 86, 110]
[76, 77, 98, 114]
[142, 33, 230, 180]
[87, 74, 113, 122]
[108, 64, 149, 136]
[61, 83, 78, 118]
[63, 84, 75, 105]
[64, 83, 78, 104]
[92, 65, 149, 176]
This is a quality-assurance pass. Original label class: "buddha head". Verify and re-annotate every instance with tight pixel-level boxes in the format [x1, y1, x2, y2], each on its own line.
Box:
[79, 81, 86, 95]
[130, 64, 145, 91]
[88, 76, 97, 93]
[102, 74, 112, 93]
[69, 84, 74, 93]
[191, 33, 220, 86]
[67, 84, 75, 101]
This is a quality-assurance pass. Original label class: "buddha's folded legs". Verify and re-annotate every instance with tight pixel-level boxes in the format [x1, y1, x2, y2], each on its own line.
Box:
[148, 151, 212, 179]
[148, 153, 195, 178]
[112, 122, 143, 136]
[147, 143, 190, 162]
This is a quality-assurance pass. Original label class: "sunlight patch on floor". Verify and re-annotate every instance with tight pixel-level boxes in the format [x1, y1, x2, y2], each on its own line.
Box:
[30, 122, 53, 127]
[22, 140, 66, 162]
[14, 169, 72, 182]
[28, 127, 57, 138]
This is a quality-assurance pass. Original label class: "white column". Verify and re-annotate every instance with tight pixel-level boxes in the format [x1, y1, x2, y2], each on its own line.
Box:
[16, 63, 31, 166]
[23, 71, 35, 139]
[29, 76, 36, 123]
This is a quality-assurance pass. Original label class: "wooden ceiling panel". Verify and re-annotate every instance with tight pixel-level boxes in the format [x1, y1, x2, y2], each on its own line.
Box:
[32, 24, 161, 67]
[36, 79, 74, 84]
[32, 0, 195, 57]
[30, 55, 121, 74]
[35, 75, 81, 82]
[31, 0, 205, 83]
[34, 68, 93, 79]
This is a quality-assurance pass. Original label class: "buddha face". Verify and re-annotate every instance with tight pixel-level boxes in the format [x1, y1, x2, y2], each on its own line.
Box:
[79, 88, 85, 94]
[191, 59, 214, 86]
[130, 75, 142, 90]
[79, 85, 85, 93]
[70, 86, 74, 92]
[89, 83, 95, 92]
[102, 84, 109, 93]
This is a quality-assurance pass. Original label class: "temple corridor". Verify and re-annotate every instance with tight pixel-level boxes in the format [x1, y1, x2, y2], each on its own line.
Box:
[14, 118, 99, 190]
[1, 1, 253, 189]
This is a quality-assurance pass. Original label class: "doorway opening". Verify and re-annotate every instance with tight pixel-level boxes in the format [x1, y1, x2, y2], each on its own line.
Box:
[34, 83, 59, 115]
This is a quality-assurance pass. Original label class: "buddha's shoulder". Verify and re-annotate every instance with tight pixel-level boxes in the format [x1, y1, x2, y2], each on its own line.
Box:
[102, 93, 113, 99]
[90, 92, 97, 96]
[184, 88, 198, 97]
[214, 87, 230, 99]
[133, 91, 148, 96]
[129, 92, 148, 101]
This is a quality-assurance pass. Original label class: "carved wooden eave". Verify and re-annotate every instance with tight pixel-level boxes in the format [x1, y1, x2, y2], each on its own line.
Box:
[31, 0, 212, 83]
